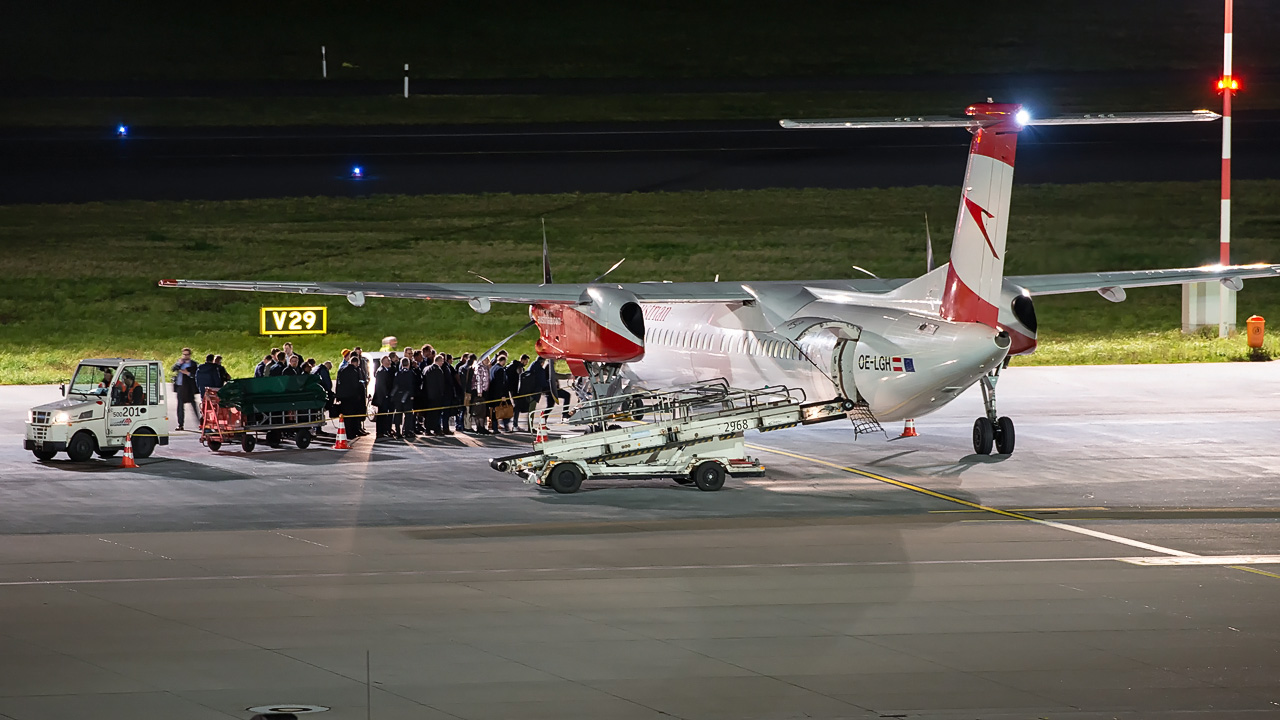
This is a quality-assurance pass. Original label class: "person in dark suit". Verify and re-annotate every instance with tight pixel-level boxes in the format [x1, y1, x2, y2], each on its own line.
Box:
[487, 353, 512, 433]
[421, 355, 449, 435]
[392, 358, 417, 438]
[506, 354, 527, 432]
[372, 356, 396, 438]
[335, 358, 367, 438]
[282, 354, 303, 376]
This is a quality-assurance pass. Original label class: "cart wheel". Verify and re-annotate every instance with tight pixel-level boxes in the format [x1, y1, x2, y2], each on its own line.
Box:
[691, 461, 726, 492]
[241, 434, 256, 453]
[295, 429, 312, 450]
[548, 463, 585, 494]
[207, 439, 222, 452]
[266, 430, 282, 448]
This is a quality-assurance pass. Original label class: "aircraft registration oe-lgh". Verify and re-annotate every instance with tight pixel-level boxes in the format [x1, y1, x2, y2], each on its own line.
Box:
[161, 101, 1280, 456]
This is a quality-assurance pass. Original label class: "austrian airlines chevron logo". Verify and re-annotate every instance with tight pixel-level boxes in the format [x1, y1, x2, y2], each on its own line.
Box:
[963, 196, 1000, 260]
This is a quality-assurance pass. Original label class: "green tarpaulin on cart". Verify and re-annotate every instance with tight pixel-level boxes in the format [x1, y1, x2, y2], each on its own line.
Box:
[213, 375, 328, 414]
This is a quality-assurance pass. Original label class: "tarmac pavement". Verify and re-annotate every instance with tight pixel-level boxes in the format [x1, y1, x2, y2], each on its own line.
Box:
[1, 363, 1278, 719]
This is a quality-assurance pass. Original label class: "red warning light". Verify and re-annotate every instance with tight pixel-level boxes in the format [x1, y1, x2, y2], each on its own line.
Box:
[1217, 76, 1240, 91]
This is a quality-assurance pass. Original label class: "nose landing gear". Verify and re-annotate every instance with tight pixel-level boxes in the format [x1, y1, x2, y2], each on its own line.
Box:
[973, 367, 1015, 455]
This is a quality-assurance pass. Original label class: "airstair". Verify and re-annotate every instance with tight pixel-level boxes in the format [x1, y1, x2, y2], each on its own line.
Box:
[489, 379, 855, 494]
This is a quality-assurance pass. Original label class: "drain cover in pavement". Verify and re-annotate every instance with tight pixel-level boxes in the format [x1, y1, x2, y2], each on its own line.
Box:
[246, 704, 329, 715]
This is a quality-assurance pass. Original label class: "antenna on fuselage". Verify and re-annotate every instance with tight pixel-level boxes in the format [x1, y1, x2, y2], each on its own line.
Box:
[541, 218, 553, 285]
[850, 265, 879, 279]
[924, 212, 935, 273]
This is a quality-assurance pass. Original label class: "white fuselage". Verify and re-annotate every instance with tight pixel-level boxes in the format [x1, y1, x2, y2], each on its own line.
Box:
[622, 280, 1011, 423]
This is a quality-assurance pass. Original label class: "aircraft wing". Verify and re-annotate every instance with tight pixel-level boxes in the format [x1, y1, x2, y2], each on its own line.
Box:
[1007, 264, 1280, 296]
[158, 279, 756, 305]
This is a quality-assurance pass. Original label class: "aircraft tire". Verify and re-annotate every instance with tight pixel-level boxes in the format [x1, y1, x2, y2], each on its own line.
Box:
[692, 461, 726, 492]
[995, 416, 1016, 455]
[972, 418, 994, 455]
[548, 463, 584, 494]
[66, 431, 95, 462]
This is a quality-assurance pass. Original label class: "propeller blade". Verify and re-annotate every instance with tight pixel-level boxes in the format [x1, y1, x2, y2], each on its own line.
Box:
[541, 218, 553, 285]
[924, 212, 935, 273]
[592, 257, 626, 283]
[479, 320, 536, 362]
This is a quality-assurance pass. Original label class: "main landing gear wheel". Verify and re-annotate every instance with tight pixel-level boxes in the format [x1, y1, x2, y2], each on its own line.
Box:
[975, 367, 1015, 456]
[691, 461, 726, 492]
[994, 416, 1015, 455]
[548, 463, 585, 494]
[972, 417, 994, 455]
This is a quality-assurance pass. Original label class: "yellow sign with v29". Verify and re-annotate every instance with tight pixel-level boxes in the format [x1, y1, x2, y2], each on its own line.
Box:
[260, 306, 327, 335]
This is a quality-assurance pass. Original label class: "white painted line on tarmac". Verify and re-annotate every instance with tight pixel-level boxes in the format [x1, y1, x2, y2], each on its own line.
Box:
[1120, 555, 1280, 566]
[0, 555, 1166, 588]
[748, 444, 1201, 559]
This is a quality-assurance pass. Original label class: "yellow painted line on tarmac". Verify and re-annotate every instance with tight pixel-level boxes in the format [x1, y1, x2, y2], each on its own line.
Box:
[930, 507, 1109, 514]
[1226, 565, 1280, 579]
[745, 443, 1277, 582]
[746, 444, 1039, 522]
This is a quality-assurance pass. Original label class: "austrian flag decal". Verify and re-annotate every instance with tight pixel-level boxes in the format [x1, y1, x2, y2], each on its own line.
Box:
[892, 357, 915, 373]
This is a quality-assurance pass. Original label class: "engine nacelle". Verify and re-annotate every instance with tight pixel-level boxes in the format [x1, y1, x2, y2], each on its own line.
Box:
[532, 286, 646, 363]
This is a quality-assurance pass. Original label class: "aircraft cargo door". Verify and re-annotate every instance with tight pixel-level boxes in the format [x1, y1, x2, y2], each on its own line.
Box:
[787, 319, 862, 403]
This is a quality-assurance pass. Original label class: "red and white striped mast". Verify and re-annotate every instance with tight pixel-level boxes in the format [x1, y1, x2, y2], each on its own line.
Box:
[1218, 0, 1237, 338]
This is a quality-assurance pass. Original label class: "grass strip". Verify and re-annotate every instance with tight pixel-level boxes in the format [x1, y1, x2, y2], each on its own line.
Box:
[1, 182, 1277, 385]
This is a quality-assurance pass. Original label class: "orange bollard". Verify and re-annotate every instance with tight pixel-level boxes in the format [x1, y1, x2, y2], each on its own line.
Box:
[899, 418, 919, 438]
[120, 433, 138, 468]
[1247, 315, 1265, 349]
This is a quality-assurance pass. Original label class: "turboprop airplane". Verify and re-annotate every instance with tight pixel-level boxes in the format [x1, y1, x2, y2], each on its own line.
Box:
[161, 101, 1280, 455]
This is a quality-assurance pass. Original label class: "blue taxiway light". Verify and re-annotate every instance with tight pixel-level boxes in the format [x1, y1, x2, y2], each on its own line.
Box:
[351, 166, 363, 178]
[116, 125, 128, 137]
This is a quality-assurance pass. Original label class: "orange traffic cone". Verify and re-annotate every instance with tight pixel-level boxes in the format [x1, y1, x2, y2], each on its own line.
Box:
[121, 432, 139, 468]
[899, 418, 919, 438]
[333, 419, 350, 450]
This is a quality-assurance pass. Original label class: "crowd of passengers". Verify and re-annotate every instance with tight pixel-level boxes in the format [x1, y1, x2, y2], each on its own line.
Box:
[169, 338, 570, 441]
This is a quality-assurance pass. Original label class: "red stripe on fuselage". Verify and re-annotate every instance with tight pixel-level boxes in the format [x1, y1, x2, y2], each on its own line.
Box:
[1006, 326, 1037, 355]
[940, 265, 999, 328]
[531, 303, 644, 363]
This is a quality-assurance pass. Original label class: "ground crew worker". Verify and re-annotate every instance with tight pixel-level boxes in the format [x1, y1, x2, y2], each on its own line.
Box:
[114, 370, 146, 406]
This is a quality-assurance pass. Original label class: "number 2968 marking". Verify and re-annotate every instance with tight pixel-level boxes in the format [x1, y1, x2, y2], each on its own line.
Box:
[722, 419, 750, 433]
